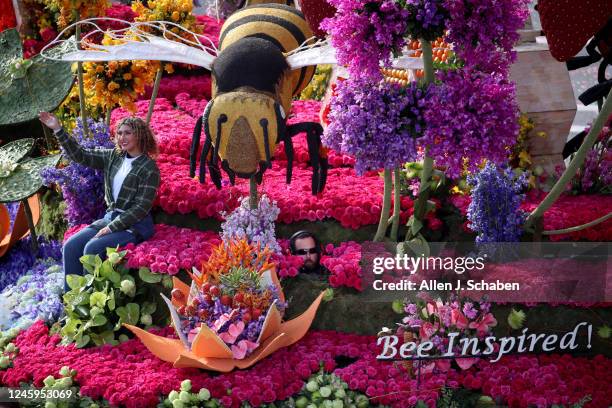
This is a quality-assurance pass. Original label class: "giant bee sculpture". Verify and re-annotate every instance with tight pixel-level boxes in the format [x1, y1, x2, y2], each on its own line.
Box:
[42, 4, 423, 195]
[190, 4, 327, 194]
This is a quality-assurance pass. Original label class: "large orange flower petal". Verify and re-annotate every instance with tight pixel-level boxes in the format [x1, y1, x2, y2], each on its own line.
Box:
[124, 324, 185, 363]
[191, 324, 233, 359]
[125, 272, 325, 371]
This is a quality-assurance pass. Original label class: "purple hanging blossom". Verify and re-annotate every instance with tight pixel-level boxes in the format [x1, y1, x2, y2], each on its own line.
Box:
[422, 68, 520, 178]
[323, 77, 429, 175]
[404, 0, 448, 41]
[41, 118, 114, 226]
[444, 0, 530, 75]
[321, 0, 409, 80]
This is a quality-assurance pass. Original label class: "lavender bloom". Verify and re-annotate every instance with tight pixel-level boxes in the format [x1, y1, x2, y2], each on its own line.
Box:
[467, 162, 527, 243]
[0, 261, 64, 332]
[41, 119, 113, 226]
[404, 0, 448, 41]
[444, 0, 530, 75]
[321, 0, 409, 80]
[323, 78, 428, 175]
[221, 195, 281, 253]
[0, 237, 62, 291]
[423, 68, 520, 178]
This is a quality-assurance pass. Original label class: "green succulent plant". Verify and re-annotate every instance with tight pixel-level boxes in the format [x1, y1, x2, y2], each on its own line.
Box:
[0, 138, 60, 203]
[0, 29, 74, 126]
[0, 138, 60, 252]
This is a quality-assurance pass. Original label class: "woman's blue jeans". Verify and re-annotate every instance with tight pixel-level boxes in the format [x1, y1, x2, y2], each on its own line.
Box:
[62, 211, 154, 290]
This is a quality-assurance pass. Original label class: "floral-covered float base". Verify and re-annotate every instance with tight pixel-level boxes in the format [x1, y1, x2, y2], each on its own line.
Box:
[126, 273, 324, 372]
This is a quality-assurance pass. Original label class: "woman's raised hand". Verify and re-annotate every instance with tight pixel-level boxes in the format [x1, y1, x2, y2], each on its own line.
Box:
[38, 112, 62, 132]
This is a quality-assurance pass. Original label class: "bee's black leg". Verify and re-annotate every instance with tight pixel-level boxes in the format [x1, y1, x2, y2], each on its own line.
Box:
[198, 133, 211, 184]
[208, 159, 222, 189]
[189, 115, 202, 178]
[208, 114, 227, 189]
[221, 159, 236, 185]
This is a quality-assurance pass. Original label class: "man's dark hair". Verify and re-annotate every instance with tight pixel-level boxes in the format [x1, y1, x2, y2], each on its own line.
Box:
[289, 230, 322, 254]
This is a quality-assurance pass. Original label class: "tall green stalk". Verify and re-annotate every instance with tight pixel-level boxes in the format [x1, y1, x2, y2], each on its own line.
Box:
[374, 168, 393, 241]
[405, 38, 435, 242]
[75, 24, 89, 136]
[524, 88, 612, 229]
[390, 167, 401, 241]
[146, 65, 164, 125]
[249, 176, 258, 210]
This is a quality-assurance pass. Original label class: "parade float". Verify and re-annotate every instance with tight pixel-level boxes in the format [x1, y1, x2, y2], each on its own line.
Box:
[0, 0, 611, 407]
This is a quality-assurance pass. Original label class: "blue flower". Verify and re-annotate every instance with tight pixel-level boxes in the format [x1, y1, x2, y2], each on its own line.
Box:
[467, 162, 527, 243]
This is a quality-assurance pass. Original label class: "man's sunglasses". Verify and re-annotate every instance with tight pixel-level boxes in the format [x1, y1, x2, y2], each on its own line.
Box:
[295, 248, 319, 255]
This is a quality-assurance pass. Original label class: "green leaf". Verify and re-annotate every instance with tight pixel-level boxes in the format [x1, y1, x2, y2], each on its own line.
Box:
[139, 267, 162, 283]
[397, 235, 430, 258]
[75, 305, 90, 318]
[75, 334, 91, 348]
[0, 29, 75, 126]
[141, 301, 157, 316]
[70, 292, 90, 307]
[108, 270, 121, 285]
[0, 154, 60, 203]
[89, 292, 107, 309]
[116, 303, 140, 325]
[66, 274, 86, 291]
[425, 199, 437, 214]
[99, 262, 114, 279]
[91, 314, 107, 327]
[61, 318, 80, 335]
[107, 289, 116, 311]
[408, 216, 423, 236]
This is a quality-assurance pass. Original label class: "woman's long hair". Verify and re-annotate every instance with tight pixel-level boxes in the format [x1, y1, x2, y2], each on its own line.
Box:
[114, 117, 158, 158]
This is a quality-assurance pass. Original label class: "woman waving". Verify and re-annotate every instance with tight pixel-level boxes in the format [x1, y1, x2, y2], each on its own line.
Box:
[39, 112, 160, 287]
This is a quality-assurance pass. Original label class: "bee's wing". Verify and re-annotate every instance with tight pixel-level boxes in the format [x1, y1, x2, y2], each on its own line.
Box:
[40, 18, 218, 70]
[285, 42, 338, 69]
[286, 38, 424, 70]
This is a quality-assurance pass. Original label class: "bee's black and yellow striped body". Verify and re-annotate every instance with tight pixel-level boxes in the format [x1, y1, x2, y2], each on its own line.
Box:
[214, 3, 316, 113]
[190, 3, 328, 195]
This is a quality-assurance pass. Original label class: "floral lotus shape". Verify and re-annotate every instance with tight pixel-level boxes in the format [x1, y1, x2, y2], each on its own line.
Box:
[125, 269, 324, 372]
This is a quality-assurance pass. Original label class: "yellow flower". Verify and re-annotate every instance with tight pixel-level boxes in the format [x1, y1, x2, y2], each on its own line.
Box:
[518, 150, 531, 167]
[123, 72, 133, 80]
[107, 81, 120, 91]
[171, 11, 180, 21]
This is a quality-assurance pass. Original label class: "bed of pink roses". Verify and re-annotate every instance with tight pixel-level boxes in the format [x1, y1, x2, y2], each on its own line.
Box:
[88, 223, 365, 291]
[111, 98, 446, 230]
[2, 321, 610, 408]
[450, 192, 612, 241]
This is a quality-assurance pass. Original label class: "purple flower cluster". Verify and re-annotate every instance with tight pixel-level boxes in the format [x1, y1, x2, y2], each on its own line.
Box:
[404, 0, 448, 41]
[321, 0, 409, 80]
[467, 162, 528, 242]
[444, 0, 530, 75]
[323, 78, 429, 174]
[0, 261, 64, 332]
[422, 68, 520, 178]
[221, 195, 281, 253]
[41, 119, 114, 226]
[0, 237, 62, 291]
[5, 202, 19, 229]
